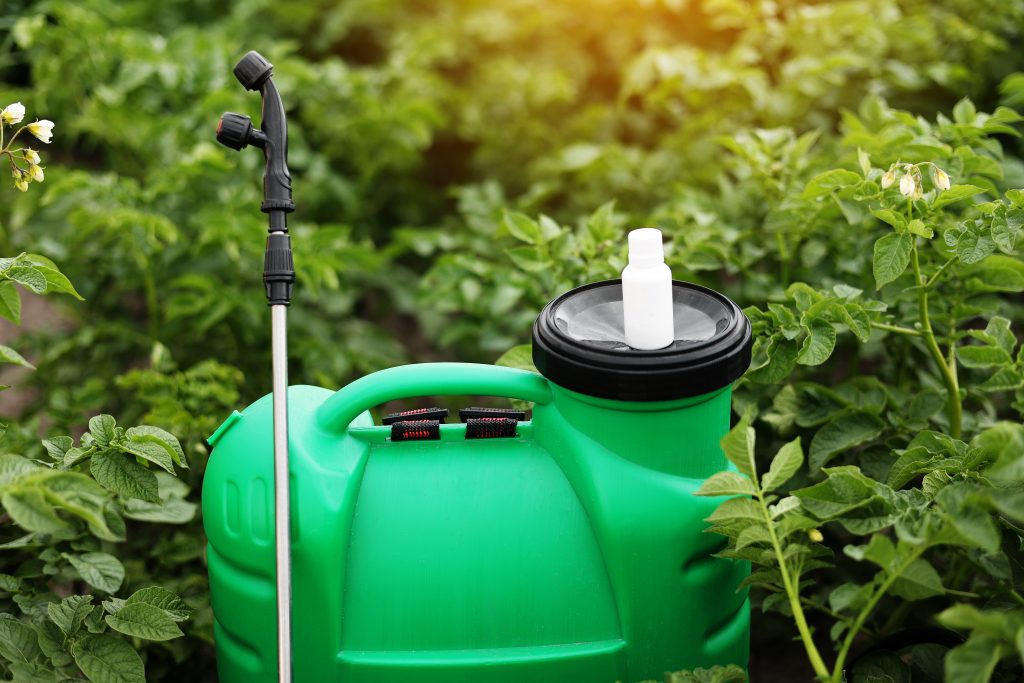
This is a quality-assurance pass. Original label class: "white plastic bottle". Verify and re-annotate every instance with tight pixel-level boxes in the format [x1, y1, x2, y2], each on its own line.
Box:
[622, 228, 674, 350]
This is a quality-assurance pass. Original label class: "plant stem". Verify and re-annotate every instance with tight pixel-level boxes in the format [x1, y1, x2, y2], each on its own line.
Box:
[910, 241, 962, 438]
[757, 489, 831, 680]
[870, 322, 921, 337]
[925, 257, 955, 289]
[830, 548, 925, 681]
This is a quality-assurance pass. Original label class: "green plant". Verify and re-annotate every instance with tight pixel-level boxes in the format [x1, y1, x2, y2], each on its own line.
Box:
[0, 415, 194, 682]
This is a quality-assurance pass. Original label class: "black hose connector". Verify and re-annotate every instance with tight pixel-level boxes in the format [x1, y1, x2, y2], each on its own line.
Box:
[264, 232, 295, 306]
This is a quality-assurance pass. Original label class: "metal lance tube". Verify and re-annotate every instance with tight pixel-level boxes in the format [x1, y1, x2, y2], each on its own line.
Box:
[271, 304, 291, 683]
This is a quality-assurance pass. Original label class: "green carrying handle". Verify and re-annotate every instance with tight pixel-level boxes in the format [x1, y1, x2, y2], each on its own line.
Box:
[315, 362, 552, 433]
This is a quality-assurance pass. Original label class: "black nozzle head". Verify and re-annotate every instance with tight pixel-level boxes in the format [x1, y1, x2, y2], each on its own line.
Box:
[216, 112, 255, 151]
[233, 51, 273, 91]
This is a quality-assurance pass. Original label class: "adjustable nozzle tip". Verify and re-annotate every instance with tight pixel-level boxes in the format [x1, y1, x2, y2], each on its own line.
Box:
[233, 51, 273, 91]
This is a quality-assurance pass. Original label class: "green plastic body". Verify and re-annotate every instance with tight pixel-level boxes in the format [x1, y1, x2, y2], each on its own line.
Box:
[202, 363, 748, 682]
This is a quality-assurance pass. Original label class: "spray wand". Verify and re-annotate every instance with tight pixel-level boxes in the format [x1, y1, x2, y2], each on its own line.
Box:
[215, 50, 295, 683]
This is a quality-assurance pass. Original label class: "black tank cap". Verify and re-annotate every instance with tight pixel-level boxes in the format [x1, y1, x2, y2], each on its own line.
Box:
[531, 279, 752, 401]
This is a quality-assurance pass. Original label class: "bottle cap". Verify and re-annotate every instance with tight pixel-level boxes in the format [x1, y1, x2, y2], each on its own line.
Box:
[628, 228, 665, 265]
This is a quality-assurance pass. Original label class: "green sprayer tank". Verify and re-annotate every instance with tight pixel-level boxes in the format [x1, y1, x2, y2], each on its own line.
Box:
[203, 278, 753, 682]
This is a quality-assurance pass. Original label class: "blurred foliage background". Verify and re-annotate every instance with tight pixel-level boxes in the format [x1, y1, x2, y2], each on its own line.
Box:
[1, 0, 1024, 680]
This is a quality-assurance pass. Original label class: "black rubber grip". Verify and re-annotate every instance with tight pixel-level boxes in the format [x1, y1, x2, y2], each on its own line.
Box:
[390, 420, 441, 442]
[458, 407, 527, 422]
[382, 407, 449, 426]
[465, 417, 518, 439]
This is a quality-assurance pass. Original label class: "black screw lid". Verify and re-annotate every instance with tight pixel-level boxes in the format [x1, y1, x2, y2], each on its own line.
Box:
[532, 280, 752, 401]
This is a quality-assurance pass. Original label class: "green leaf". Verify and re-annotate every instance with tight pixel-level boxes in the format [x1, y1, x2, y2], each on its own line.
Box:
[64, 552, 124, 593]
[695, 471, 755, 497]
[34, 265, 84, 300]
[932, 184, 984, 210]
[0, 615, 42, 663]
[889, 558, 944, 601]
[761, 438, 803, 491]
[663, 664, 748, 683]
[0, 344, 34, 369]
[505, 246, 547, 272]
[957, 230, 996, 264]
[105, 603, 183, 641]
[5, 264, 47, 294]
[71, 633, 145, 683]
[705, 497, 763, 524]
[809, 411, 885, 471]
[721, 419, 756, 480]
[907, 219, 933, 238]
[871, 209, 907, 231]
[872, 233, 913, 289]
[494, 345, 537, 373]
[118, 440, 172, 474]
[122, 496, 197, 524]
[794, 466, 891, 523]
[47, 595, 94, 637]
[90, 451, 160, 503]
[89, 415, 117, 445]
[502, 211, 542, 244]
[124, 426, 186, 468]
[2, 488, 68, 534]
[124, 587, 192, 622]
[41, 436, 73, 462]
[963, 255, 1024, 291]
[797, 319, 837, 366]
[0, 281, 21, 324]
[991, 209, 1023, 254]
[943, 636, 1005, 683]
[956, 344, 1012, 368]
[833, 303, 871, 342]
[802, 169, 863, 199]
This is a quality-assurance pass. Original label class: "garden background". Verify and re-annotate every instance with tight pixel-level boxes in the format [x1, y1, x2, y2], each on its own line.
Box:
[1, 0, 1024, 681]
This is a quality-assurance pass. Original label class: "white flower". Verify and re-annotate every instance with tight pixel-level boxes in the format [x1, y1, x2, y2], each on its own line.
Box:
[26, 119, 54, 144]
[899, 173, 915, 197]
[1, 102, 25, 125]
[933, 167, 950, 191]
[881, 168, 896, 189]
[23, 148, 39, 165]
[28, 165, 43, 182]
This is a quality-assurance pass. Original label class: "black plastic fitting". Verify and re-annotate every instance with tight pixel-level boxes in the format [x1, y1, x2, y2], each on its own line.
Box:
[264, 232, 295, 306]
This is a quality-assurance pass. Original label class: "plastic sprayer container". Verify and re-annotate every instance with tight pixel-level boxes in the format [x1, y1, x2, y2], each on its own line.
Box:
[203, 278, 752, 683]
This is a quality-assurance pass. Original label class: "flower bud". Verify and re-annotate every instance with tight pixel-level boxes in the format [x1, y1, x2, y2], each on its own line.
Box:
[809, 529, 824, 543]
[14, 177, 28, 192]
[881, 168, 896, 188]
[1, 102, 25, 125]
[23, 148, 40, 165]
[933, 167, 950, 191]
[899, 173, 915, 197]
[28, 165, 43, 183]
